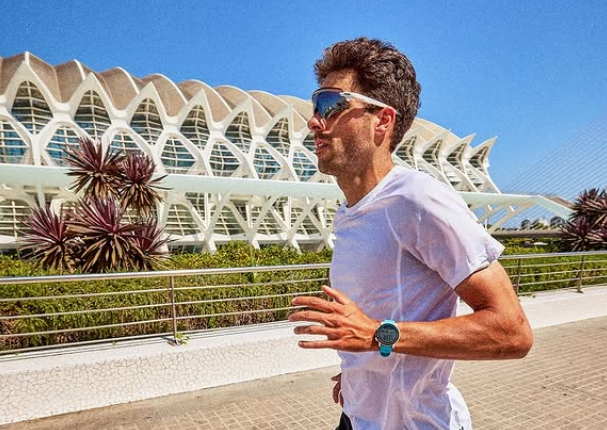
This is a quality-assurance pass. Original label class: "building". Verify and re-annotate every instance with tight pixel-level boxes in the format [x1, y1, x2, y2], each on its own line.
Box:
[0, 52, 570, 251]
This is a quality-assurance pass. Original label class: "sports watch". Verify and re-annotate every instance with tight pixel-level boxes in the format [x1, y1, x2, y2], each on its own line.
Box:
[374, 320, 400, 357]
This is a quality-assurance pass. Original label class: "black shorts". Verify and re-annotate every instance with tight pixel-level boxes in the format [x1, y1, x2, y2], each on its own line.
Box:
[336, 413, 353, 430]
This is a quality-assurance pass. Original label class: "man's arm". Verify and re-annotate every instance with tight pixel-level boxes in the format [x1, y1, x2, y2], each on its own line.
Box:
[289, 261, 533, 360]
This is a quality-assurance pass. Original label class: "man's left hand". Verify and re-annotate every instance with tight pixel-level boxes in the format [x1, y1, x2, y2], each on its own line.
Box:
[288, 285, 379, 352]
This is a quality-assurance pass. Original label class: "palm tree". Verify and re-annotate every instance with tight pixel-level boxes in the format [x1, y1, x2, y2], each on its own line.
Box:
[129, 218, 171, 271]
[118, 153, 166, 217]
[561, 188, 607, 251]
[68, 198, 143, 272]
[20, 137, 170, 272]
[63, 137, 124, 200]
[21, 206, 82, 272]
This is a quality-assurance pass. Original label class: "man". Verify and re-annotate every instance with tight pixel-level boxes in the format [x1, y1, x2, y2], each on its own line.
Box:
[288, 38, 533, 430]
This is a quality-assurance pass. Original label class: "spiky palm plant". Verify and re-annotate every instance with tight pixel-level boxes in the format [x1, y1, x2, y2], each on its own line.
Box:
[68, 198, 142, 272]
[584, 192, 607, 227]
[118, 153, 167, 217]
[20, 137, 170, 272]
[129, 218, 171, 271]
[561, 216, 593, 252]
[21, 206, 81, 272]
[586, 227, 607, 249]
[561, 188, 607, 251]
[63, 137, 124, 199]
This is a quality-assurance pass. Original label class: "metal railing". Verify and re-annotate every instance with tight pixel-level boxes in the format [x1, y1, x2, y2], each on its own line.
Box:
[500, 251, 607, 295]
[0, 264, 329, 356]
[1, 251, 607, 356]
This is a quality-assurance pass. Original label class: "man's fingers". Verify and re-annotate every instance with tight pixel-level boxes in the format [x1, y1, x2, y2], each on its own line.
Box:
[322, 285, 351, 305]
[293, 324, 338, 339]
[288, 309, 337, 326]
[297, 339, 338, 349]
[291, 295, 336, 312]
[291, 285, 352, 309]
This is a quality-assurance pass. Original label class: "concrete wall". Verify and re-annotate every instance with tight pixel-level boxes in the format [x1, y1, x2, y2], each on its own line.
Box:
[0, 323, 339, 425]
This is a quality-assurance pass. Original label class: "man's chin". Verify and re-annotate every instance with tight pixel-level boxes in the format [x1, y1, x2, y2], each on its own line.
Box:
[317, 163, 334, 176]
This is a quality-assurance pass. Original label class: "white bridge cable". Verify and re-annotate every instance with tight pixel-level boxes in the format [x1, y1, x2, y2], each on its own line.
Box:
[495, 109, 607, 228]
[503, 109, 607, 200]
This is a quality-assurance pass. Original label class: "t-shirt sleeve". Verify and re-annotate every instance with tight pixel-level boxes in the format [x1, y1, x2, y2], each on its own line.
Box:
[386, 176, 504, 289]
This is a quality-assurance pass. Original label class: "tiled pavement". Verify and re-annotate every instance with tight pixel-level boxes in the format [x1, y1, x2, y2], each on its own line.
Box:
[3, 316, 607, 430]
[454, 317, 607, 429]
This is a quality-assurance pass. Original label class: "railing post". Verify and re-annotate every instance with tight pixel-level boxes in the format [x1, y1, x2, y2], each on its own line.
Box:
[169, 275, 179, 343]
[514, 258, 522, 295]
[577, 255, 586, 293]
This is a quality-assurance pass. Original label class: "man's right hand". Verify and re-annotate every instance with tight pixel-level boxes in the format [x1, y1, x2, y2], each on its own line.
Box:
[332, 373, 343, 406]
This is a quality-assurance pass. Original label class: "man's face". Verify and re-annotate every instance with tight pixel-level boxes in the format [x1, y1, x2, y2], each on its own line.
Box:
[307, 70, 377, 178]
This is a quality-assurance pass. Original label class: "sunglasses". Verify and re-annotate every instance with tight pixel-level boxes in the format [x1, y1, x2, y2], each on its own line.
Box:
[311, 88, 398, 120]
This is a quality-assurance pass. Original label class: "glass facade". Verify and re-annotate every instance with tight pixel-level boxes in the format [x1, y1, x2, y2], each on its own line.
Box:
[214, 204, 246, 237]
[130, 98, 163, 144]
[109, 131, 144, 156]
[160, 137, 196, 174]
[252, 146, 280, 179]
[292, 150, 316, 182]
[225, 112, 253, 153]
[46, 126, 80, 165]
[0, 200, 31, 238]
[266, 118, 290, 156]
[75, 91, 111, 140]
[0, 122, 29, 164]
[209, 142, 240, 177]
[251, 205, 281, 236]
[395, 136, 417, 169]
[180, 106, 210, 151]
[11, 81, 53, 134]
[302, 133, 315, 152]
[164, 204, 200, 236]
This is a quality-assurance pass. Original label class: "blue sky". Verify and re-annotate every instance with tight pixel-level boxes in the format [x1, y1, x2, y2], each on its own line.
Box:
[1, 0, 606, 193]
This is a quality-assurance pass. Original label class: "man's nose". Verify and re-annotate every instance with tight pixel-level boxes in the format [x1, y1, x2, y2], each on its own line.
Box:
[307, 113, 325, 131]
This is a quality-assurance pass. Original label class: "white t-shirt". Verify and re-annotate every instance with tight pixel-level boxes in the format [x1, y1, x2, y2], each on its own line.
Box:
[331, 166, 504, 430]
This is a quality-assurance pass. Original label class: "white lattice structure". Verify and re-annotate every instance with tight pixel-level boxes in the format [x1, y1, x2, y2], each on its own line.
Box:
[0, 52, 570, 251]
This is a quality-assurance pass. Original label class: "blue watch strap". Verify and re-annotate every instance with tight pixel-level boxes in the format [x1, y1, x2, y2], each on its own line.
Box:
[379, 344, 393, 357]
[376, 320, 399, 357]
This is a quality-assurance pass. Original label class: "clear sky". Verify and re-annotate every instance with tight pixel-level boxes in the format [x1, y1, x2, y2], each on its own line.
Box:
[1, 0, 606, 193]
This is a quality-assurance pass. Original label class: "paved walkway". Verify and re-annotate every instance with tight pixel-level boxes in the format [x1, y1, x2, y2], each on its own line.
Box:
[3, 290, 607, 430]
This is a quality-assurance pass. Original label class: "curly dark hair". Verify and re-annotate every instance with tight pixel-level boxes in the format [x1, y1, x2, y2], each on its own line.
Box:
[314, 37, 421, 152]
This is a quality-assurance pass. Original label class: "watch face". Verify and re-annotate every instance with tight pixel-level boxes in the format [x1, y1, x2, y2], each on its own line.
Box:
[377, 324, 399, 345]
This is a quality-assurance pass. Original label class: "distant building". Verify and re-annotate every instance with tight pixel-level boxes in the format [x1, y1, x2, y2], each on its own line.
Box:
[0, 52, 570, 251]
[550, 216, 566, 228]
[532, 218, 550, 229]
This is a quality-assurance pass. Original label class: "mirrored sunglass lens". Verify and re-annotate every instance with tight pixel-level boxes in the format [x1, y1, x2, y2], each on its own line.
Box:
[313, 92, 344, 119]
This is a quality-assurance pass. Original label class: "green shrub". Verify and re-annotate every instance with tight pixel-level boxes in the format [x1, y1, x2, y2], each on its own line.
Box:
[0, 243, 332, 351]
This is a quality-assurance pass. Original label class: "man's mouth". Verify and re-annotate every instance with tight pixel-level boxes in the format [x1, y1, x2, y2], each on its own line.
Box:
[315, 136, 330, 154]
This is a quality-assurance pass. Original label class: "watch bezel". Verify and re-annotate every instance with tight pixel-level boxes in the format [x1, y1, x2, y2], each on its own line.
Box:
[375, 321, 400, 346]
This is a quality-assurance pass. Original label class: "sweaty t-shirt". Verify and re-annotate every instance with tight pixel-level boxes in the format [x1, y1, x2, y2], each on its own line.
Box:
[331, 166, 504, 430]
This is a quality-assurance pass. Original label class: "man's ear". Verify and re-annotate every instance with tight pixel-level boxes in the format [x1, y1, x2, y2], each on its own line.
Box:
[375, 108, 396, 136]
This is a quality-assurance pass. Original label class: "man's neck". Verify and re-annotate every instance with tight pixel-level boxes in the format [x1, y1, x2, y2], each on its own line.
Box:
[336, 160, 395, 207]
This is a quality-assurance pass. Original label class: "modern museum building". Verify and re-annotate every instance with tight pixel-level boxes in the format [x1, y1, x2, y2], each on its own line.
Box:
[0, 52, 570, 251]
